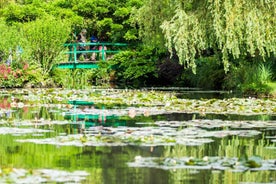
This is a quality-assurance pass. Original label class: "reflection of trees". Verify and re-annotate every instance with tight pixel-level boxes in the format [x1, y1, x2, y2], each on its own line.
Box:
[2, 105, 65, 121]
[0, 135, 169, 184]
[163, 134, 275, 159]
[162, 134, 276, 183]
[0, 96, 65, 121]
[0, 135, 103, 183]
[0, 135, 79, 168]
[218, 134, 275, 159]
[166, 169, 211, 184]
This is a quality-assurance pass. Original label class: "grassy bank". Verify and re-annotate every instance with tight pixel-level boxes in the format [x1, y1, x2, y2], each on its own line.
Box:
[268, 81, 276, 97]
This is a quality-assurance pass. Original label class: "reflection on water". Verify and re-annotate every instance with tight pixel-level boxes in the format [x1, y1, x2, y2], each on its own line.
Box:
[151, 112, 276, 122]
[0, 90, 275, 184]
[144, 87, 240, 99]
[176, 90, 239, 99]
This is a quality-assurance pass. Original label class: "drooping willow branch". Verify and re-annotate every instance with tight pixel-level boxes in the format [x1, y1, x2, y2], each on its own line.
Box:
[161, 0, 276, 73]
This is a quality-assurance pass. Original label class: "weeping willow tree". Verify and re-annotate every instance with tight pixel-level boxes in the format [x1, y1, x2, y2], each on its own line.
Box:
[131, 0, 176, 50]
[0, 0, 11, 8]
[136, 0, 276, 73]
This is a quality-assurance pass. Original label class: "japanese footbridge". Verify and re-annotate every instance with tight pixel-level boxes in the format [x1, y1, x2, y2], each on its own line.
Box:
[56, 42, 127, 69]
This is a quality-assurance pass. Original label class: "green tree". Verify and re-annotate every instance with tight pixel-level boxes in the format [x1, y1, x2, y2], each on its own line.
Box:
[0, 0, 82, 25]
[20, 16, 72, 76]
[111, 47, 158, 86]
[0, 0, 11, 9]
[131, 0, 175, 50]
[52, 0, 142, 42]
[136, 0, 276, 73]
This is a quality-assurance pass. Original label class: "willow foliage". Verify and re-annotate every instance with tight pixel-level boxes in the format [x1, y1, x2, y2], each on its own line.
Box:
[160, 0, 276, 73]
[132, 0, 176, 49]
[162, 9, 207, 72]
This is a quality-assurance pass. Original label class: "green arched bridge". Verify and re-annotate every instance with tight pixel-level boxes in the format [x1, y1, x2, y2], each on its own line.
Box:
[56, 42, 127, 69]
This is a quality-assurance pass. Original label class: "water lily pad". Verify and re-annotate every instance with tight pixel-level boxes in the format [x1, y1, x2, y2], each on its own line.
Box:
[128, 156, 276, 171]
[0, 167, 89, 184]
[0, 127, 52, 135]
[15, 119, 266, 147]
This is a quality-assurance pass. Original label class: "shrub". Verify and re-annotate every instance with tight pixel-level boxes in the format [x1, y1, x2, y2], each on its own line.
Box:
[51, 68, 96, 89]
[0, 62, 25, 87]
[110, 47, 158, 87]
[20, 16, 72, 77]
[224, 61, 274, 95]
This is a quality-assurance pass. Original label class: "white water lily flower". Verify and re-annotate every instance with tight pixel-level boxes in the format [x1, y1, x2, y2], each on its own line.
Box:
[165, 102, 171, 106]
[203, 156, 209, 162]
[17, 102, 25, 108]
[135, 155, 142, 162]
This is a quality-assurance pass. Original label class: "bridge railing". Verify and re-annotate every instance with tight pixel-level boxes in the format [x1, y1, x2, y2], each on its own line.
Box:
[64, 42, 127, 63]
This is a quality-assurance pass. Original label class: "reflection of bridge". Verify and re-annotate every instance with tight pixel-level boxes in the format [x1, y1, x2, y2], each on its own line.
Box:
[56, 42, 127, 69]
[65, 100, 126, 128]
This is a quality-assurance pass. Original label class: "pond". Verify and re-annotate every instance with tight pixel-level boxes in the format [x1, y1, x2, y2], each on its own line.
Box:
[0, 88, 275, 184]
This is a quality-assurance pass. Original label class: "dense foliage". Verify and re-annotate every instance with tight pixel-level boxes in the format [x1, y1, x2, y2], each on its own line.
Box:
[111, 47, 158, 87]
[0, 0, 275, 95]
[137, 0, 276, 73]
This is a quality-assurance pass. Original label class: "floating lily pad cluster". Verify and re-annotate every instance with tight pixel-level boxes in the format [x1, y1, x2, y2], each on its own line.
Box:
[0, 127, 52, 135]
[0, 167, 89, 183]
[128, 156, 276, 171]
[16, 125, 263, 147]
[155, 119, 276, 130]
[1, 88, 276, 115]
[0, 88, 275, 178]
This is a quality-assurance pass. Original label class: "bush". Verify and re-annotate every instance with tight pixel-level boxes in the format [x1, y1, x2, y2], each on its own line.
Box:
[20, 16, 72, 77]
[0, 61, 42, 88]
[51, 68, 97, 89]
[224, 60, 274, 95]
[110, 47, 158, 87]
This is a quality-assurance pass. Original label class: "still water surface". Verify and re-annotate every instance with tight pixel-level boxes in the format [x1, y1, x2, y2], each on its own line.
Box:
[0, 89, 275, 184]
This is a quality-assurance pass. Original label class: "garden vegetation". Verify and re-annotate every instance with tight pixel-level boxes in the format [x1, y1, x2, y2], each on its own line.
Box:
[0, 0, 275, 96]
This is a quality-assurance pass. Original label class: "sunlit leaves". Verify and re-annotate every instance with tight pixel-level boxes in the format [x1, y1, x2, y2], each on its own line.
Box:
[111, 49, 158, 81]
[160, 0, 276, 72]
[0, 3, 45, 24]
[132, 0, 175, 49]
[0, 21, 22, 57]
[21, 16, 72, 76]
[113, 7, 131, 18]
[162, 10, 206, 73]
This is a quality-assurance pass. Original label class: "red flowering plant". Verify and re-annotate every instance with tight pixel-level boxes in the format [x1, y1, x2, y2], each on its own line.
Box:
[0, 61, 29, 88]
